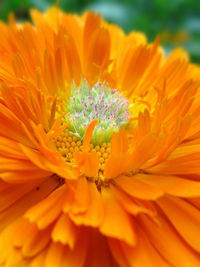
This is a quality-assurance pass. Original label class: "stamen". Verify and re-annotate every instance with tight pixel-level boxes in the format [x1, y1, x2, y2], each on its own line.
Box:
[55, 129, 82, 162]
[55, 128, 111, 169]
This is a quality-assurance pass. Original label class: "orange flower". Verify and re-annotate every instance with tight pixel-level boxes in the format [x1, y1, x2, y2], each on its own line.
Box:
[0, 7, 200, 267]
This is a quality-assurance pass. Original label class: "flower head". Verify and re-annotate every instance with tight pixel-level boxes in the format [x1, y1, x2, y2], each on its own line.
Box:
[1, 7, 200, 267]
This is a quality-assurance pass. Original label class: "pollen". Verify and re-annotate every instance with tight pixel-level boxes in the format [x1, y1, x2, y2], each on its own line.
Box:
[90, 142, 111, 169]
[55, 129, 111, 177]
[55, 129, 81, 162]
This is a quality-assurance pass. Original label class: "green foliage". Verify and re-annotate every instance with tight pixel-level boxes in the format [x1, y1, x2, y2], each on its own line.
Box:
[0, 0, 200, 62]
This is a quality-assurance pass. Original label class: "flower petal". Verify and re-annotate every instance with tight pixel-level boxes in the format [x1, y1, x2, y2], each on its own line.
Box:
[100, 187, 136, 246]
[14, 219, 51, 257]
[25, 185, 65, 229]
[115, 175, 163, 200]
[140, 213, 200, 266]
[111, 184, 156, 217]
[51, 213, 79, 249]
[0, 177, 59, 232]
[121, 225, 171, 267]
[45, 229, 88, 267]
[135, 173, 200, 197]
[69, 182, 104, 227]
[85, 229, 118, 267]
[158, 196, 200, 252]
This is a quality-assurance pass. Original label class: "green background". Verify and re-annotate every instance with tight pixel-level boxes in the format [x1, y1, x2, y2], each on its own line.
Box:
[0, 0, 200, 62]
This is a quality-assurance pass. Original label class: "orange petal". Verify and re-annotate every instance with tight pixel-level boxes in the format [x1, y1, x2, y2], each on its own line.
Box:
[45, 229, 88, 267]
[128, 133, 158, 170]
[115, 175, 163, 200]
[83, 120, 99, 152]
[104, 154, 129, 179]
[111, 129, 129, 154]
[85, 229, 116, 267]
[20, 142, 76, 180]
[158, 196, 200, 252]
[25, 185, 65, 229]
[29, 250, 46, 267]
[63, 33, 82, 84]
[13, 218, 51, 257]
[148, 152, 200, 175]
[52, 213, 79, 249]
[135, 173, 200, 197]
[0, 177, 59, 233]
[121, 225, 171, 267]
[0, 136, 26, 159]
[0, 169, 52, 183]
[44, 242, 64, 267]
[83, 12, 101, 54]
[0, 104, 30, 146]
[0, 218, 26, 265]
[140, 213, 200, 266]
[104, 129, 130, 178]
[74, 151, 99, 177]
[69, 177, 90, 214]
[0, 158, 43, 172]
[0, 181, 39, 213]
[19, 143, 51, 170]
[108, 238, 130, 267]
[69, 182, 104, 227]
[100, 187, 136, 246]
[111, 184, 156, 217]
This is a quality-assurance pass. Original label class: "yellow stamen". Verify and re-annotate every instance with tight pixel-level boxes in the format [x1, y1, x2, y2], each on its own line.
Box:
[55, 128, 111, 181]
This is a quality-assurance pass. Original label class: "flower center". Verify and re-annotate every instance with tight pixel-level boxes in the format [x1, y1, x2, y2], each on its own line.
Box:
[66, 80, 130, 144]
[55, 128, 111, 170]
[55, 80, 130, 185]
[55, 127, 111, 189]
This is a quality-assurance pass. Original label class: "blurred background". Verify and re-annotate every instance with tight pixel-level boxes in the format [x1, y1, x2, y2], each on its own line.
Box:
[0, 0, 200, 63]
